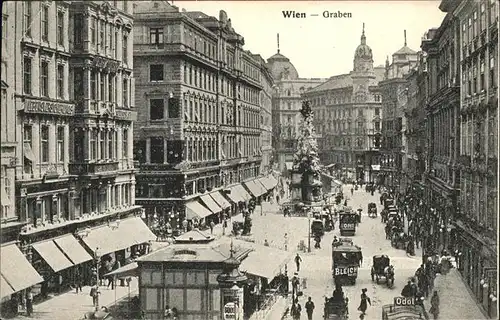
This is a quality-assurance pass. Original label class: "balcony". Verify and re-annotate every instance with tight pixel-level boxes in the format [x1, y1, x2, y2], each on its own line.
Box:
[69, 161, 119, 175]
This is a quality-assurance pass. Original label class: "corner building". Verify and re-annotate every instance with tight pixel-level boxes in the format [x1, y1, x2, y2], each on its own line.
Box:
[303, 26, 385, 183]
[133, 2, 270, 229]
[266, 50, 326, 174]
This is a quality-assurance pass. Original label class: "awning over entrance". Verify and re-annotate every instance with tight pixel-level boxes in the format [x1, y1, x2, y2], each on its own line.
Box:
[225, 186, 245, 204]
[260, 175, 278, 191]
[0, 244, 43, 293]
[81, 217, 156, 256]
[32, 240, 74, 272]
[235, 184, 252, 201]
[239, 245, 293, 280]
[252, 179, 267, 196]
[244, 180, 266, 198]
[1, 275, 15, 299]
[209, 191, 231, 209]
[200, 194, 222, 214]
[185, 199, 213, 220]
[54, 234, 93, 266]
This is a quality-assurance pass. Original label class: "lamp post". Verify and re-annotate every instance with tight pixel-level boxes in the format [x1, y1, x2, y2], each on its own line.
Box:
[94, 247, 100, 311]
[307, 209, 312, 253]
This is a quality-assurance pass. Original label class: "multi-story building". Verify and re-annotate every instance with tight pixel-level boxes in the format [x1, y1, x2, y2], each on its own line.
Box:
[452, 0, 498, 317]
[303, 26, 385, 183]
[267, 47, 325, 173]
[1, 2, 20, 243]
[379, 33, 419, 191]
[420, 5, 461, 261]
[133, 2, 270, 229]
[1, 1, 150, 310]
[252, 54, 274, 174]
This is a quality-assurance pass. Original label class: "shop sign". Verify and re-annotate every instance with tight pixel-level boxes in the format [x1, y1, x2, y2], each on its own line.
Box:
[341, 223, 356, 230]
[394, 296, 415, 306]
[115, 110, 136, 120]
[223, 302, 236, 320]
[25, 100, 75, 116]
[334, 266, 357, 276]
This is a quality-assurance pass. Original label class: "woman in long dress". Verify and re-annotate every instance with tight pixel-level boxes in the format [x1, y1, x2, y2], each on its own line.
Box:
[357, 288, 371, 315]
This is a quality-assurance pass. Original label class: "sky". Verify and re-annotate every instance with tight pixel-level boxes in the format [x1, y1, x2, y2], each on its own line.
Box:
[174, 1, 446, 78]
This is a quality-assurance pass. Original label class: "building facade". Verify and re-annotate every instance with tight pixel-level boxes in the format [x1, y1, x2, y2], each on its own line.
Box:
[452, 0, 498, 317]
[379, 35, 419, 191]
[252, 54, 274, 174]
[266, 49, 325, 173]
[1, 2, 19, 243]
[133, 2, 269, 229]
[303, 26, 385, 183]
[1, 1, 146, 310]
[420, 7, 461, 261]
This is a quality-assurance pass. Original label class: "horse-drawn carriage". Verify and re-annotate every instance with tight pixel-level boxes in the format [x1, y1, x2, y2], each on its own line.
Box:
[371, 255, 395, 287]
[381, 300, 428, 320]
[368, 202, 377, 218]
[391, 231, 409, 250]
[323, 297, 348, 319]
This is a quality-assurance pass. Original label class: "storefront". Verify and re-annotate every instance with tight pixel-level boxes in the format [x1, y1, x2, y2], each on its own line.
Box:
[224, 184, 252, 216]
[208, 190, 232, 223]
[243, 179, 267, 202]
[199, 194, 223, 225]
[0, 243, 44, 317]
[185, 198, 215, 229]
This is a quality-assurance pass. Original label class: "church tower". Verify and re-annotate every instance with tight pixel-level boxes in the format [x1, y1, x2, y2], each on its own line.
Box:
[351, 23, 376, 103]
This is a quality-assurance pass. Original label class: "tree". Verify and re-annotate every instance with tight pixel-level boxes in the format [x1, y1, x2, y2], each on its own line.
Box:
[293, 100, 322, 179]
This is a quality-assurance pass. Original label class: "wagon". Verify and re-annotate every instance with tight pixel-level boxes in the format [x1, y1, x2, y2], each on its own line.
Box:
[371, 255, 394, 287]
[324, 298, 348, 319]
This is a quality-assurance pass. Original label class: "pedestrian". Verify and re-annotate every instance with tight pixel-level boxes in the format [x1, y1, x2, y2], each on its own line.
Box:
[26, 289, 33, 316]
[75, 268, 83, 293]
[430, 291, 440, 319]
[90, 285, 100, 307]
[401, 280, 412, 297]
[264, 239, 270, 247]
[284, 233, 289, 251]
[344, 199, 348, 206]
[351, 187, 354, 195]
[295, 253, 302, 272]
[357, 288, 371, 315]
[305, 297, 315, 320]
[291, 302, 302, 320]
[210, 220, 215, 234]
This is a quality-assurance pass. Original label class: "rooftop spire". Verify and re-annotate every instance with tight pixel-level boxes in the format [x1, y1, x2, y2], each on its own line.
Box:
[404, 30, 407, 46]
[360, 23, 366, 45]
[277, 33, 280, 54]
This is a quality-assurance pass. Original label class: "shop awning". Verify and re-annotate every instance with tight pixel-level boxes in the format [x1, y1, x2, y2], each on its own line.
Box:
[268, 175, 278, 187]
[259, 175, 278, 191]
[251, 179, 267, 197]
[186, 199, 213, 220]
[200, 194, 222, 214]
[244, 180, 265, 198]
[0, 187, 10, 206]
[225, 186, 245, 204]
[235, 184, 252, 201]
[1, 275, 14, 299]
[32, 240, 74, 272]
[209, 191, 231, 209]
[81, 217, 156, 256]
[54, 234, 93, 266]
[285, 162, 293, 170]
[0, 244, 43, 292]
[239, 245, 293, 280]
[104, 262, 138, 278]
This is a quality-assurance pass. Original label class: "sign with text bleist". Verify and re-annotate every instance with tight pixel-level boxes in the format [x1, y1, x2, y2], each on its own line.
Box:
[25, 100, 75, 116]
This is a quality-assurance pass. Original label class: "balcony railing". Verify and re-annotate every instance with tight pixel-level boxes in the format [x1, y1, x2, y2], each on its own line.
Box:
[69, 161, 119, 175]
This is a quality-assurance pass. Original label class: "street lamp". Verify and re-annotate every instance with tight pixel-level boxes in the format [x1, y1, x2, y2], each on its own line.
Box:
[94, 247, 100, 311]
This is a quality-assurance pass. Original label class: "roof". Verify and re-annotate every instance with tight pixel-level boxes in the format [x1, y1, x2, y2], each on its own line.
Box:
[333, 244, 362, 253]
[266, 52, 299, 80]
[393, 46, 417, 55]
[133, 1, 178, 14]
[306, 74, 352, 93]
[184, 11, 211, 20]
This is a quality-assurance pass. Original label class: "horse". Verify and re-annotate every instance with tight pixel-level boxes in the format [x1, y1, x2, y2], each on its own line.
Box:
[384, 265, 395, 288]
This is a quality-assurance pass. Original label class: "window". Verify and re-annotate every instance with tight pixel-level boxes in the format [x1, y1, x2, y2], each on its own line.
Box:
[74, 68, 84, 99]
[108, 131, 114, 159]
[122, 129, 128, 158]
[57, 127, 64, 162]
[41, 6, 48, 41]
[358, 109, 363, 117]
[122, 34, 128, 64]
[150, 137, 164, 163]
[40, 61, 49, 97]
[122, 79, 128, 107]
[99, 21, 105, 50]
[23, 57, 32, 94]
[90, 17, 96, 44]
[149, 27, 163, 44]
[166, 288, 184, 312]
[168, 97, 180, 118]
[480, 56, 485, 90]
[90, 130, 97, 160]
[108, 73, 114, 102]
[57, 11, 64, 45]
[24, 2, 32, 37]
[375, 121, 380, 131]
[91, 71, 97, 100]
[488, 112, 497, 157]
[99, 131, 105, 159]
[57, 65, 64, 99]
[287, 102, 291, 110]
[74, 14, 83, 47]
[100, 73, 105, 100]
[490, 52, 496, 88]
[186, 289, 202, 311]
[150, 99, 164, 120]
[375, 108, 380, 116]
[149, 64, 164, 81]
[41, 125, 49, 163]
[114, 30, 118, 58]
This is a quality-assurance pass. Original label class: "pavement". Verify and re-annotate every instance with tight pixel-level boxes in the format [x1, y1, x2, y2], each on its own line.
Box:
[12, 278, 138, 320]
